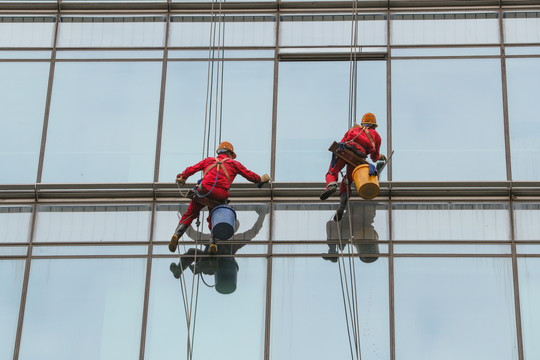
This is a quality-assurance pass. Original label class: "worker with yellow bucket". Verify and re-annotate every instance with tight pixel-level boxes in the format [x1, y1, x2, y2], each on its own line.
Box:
[320, 113, 386, 221]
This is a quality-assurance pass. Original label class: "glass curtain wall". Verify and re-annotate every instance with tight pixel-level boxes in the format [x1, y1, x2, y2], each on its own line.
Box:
[1, 3, 540, 360]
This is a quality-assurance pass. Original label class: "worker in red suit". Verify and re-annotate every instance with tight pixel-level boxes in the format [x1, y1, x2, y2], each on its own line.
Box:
[320, 113, 386, 220]
[169, 141, 270, 253]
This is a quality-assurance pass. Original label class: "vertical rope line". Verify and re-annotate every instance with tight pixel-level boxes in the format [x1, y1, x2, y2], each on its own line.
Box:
[352, 0, 359, 125]
[207, 14, 218, 158]
[336, 213, 360, 360]
[213, 0, 224, 153]
[345, 193, 362, 360]
[348, 17, 355, 129]
[202, 0, 218, 160]
[336, 237, 358, 360]
[218, 5, 226, 145]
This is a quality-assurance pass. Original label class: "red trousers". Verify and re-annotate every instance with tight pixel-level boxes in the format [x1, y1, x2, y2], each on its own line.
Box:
[325, 158, 354, 195]
[178, 184, 229, 230]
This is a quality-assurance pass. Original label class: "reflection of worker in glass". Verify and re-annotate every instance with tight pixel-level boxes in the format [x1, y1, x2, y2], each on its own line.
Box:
[170, 204, 268, 294]
[323, 202, 379, 263]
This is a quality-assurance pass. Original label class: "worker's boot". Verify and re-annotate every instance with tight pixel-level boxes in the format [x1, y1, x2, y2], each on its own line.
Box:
[320, 182, 338, 201]
[169, 262, 181, 279]
[169, 257, 193, 279]
[322, 244, 338, 263]
[334, 192, 349, 222]
[209, 237, 217, 255]
[169, 223, 188, 253]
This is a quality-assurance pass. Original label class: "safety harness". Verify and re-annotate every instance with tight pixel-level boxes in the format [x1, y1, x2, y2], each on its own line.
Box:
[202, 157, 231, 185]
[341, 126, 376, 159]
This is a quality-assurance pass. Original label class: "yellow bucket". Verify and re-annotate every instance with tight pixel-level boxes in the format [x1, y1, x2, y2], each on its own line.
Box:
[352, 164, 380, 200]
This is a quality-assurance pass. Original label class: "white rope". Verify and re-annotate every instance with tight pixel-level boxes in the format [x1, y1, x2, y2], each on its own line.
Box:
[334, 178, 363, 360]
[176, 0, 227, 357]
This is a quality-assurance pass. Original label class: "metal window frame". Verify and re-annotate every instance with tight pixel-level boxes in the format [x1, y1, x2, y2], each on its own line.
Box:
[2, 2, 540, 360]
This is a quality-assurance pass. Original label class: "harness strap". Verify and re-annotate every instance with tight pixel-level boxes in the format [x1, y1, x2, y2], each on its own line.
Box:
[363, 127, 376, 148]
[343, 141, 367, 155]
[203, 157, 231, 185]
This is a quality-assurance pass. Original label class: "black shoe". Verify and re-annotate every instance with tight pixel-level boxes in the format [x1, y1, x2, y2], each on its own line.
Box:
[170, 262, 181, 279]
[320, 183, 338, 200]
[333, 192, 349, 222]
[322, 248, 338, 263]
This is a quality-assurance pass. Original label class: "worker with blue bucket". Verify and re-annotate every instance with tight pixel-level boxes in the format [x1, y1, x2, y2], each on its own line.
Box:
[169, 141, 270, 254]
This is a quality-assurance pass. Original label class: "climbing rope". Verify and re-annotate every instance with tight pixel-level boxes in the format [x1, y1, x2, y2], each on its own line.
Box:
[334, 187, 363, 359]
[333, 0, 366, 357]
[175, 0, 227, 357]
[347, 0, 360, 128]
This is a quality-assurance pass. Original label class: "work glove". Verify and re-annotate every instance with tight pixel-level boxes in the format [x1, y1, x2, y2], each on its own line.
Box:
[378, 154, 387, 162]
[368, 163, 378, 176]
[176, 175, 186, 186]
[258, 174, 271, 188]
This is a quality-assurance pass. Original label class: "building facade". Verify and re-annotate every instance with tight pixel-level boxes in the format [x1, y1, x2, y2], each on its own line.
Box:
[1, 0, 540, 359]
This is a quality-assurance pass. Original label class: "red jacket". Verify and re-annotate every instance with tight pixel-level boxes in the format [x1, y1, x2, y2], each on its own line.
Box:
[180, 154, 261, 190]
[341, 125, 382, 162]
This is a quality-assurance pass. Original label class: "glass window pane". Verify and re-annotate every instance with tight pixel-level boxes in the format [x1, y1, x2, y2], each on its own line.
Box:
[159, 61, 273, 183]
[505, 46, 540, 55]
[392, 203, 510, 241]
[504, 12, 540, 44]
[394, 244, 510, 254]
[395, 257, 518, 360]
[392, 47, 500, 57]
[0, 62, 49, 184]
[43, 62, 162, 183]
[58, 16, 166, 47]
[276, 61, 387, 182]
[0, 246, 28, 256]
[271, 257, 389, 359]
[392, 59, 506, 181]
[32, 245, 147, 256]
[0, 206, 32, 243]
[145, 257, 266, 359]
[0, 50, 51, 59]
[19, 258, 146, 360]
[391, 12, 499, 45]
[273, 202, 388, 257]
[56, 50, 163, 59]
[0, 260, 25, 360]
[0, 16, 55, 47]
[517, 245, 540, 254]
[34, 205, 152, 243]
[513, 203, 540, 240]
[518, 258, 540, 360]
[169, 15, 275, 47]
[280, 14, 387, 46]
[506, 58, 540, 180]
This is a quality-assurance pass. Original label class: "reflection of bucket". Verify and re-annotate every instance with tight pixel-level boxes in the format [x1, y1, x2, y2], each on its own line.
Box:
[352, 164, 379, 200]
[357, 242, 380, 263]
[211, 205, 236, 240]
[215, 258, 239, 294]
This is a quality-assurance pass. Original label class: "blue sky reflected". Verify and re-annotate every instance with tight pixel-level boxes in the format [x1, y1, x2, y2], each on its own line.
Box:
[0, 62, 49, 184]
[43, 61, 162, 183]
[392, 58, 506, 181]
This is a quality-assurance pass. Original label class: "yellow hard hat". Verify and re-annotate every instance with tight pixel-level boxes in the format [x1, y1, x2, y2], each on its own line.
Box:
[361, 113, 377, 128]
[217, 141, 236, 159]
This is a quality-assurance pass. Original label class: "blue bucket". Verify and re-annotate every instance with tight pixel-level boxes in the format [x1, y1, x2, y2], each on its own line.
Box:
[215, 258, 239, 294]
[211, 205, 236, 240]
